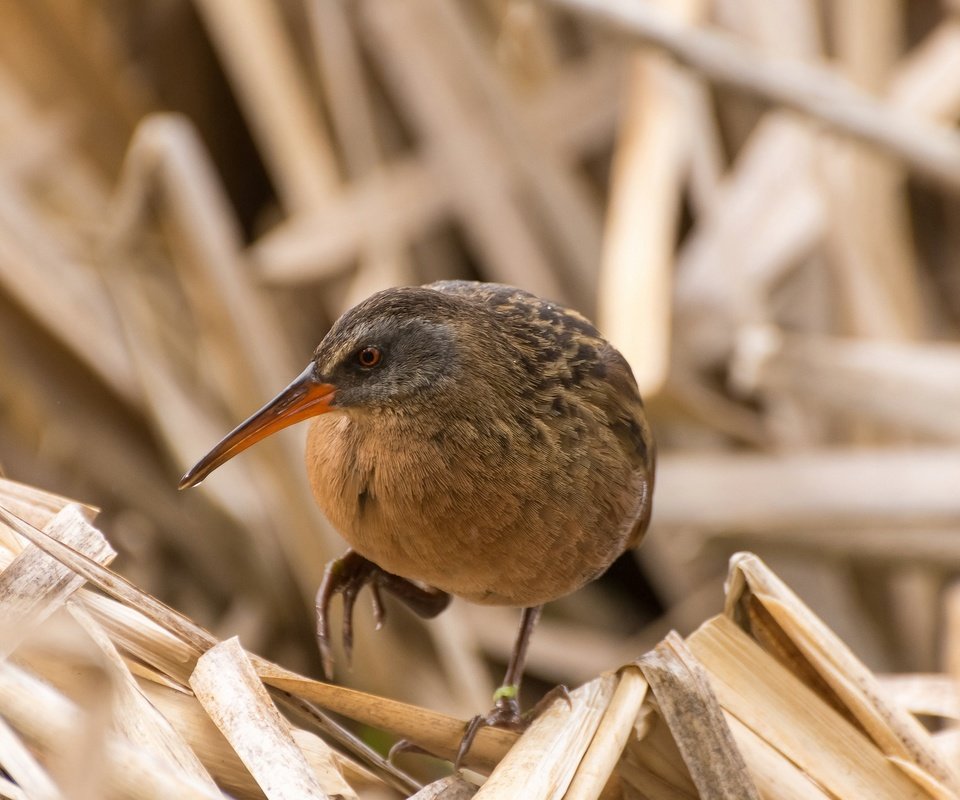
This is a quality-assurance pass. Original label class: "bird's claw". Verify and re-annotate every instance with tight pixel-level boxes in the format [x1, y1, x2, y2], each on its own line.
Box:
[387, 738, 432, 763]
[454, 683, 571, 769]
[369, 582, 386, 631]
[316, 551, 383, 678]
[315, 550, 452, 679]
[455, 690, 526, 769]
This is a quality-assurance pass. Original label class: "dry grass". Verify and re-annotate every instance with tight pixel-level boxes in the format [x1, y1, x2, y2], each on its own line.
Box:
[1, 482, 957, 798]
[1, 0, 960, 797]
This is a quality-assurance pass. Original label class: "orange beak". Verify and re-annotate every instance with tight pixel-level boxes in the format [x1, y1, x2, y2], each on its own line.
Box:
[178, 363, 336, 489]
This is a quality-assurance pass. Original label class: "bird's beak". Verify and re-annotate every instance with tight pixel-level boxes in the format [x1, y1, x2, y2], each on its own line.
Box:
[178, 363, 336, 489]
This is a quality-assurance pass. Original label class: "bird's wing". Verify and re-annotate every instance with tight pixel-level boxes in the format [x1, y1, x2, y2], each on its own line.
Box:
[428, 279, 655, 545]
[591, 343, 656, 548]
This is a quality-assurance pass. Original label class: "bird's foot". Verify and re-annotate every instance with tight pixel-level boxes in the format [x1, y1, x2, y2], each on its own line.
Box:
[315, 550, 451, 678]
[386, 738, 432, 763]
[454, 683, 572, 769]
[315, 551, 381, 678]
[388, 691, 526, 767]
[455, 686, 525, 769]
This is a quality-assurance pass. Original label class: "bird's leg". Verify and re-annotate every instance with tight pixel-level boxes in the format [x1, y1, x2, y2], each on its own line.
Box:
[315, 549, 451, 678]
[455, 605, 543, 767]
[372, 567, 453, 619]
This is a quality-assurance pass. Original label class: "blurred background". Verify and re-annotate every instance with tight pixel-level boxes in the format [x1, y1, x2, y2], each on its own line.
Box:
[2, 0, 960, 729]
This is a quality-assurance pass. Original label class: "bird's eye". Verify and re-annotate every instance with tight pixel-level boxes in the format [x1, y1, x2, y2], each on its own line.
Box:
[356, 346, 382, 368]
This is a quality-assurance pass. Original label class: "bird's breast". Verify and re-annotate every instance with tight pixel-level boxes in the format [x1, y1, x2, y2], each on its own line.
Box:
[305, 411, 463, 576]
[305, 408, 646, 606]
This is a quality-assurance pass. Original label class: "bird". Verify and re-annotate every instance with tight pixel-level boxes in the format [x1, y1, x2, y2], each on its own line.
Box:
[179, 280, 655, 764]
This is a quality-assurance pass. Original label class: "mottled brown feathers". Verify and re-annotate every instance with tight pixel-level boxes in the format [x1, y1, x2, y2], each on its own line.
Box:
[305, 281, 655, 606]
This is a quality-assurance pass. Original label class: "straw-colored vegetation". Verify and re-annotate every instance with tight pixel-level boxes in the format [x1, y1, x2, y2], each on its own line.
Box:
[1, 1, 959, 798]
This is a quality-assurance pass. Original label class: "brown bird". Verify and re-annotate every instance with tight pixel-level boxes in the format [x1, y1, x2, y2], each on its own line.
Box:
[179, 281, 655, 763]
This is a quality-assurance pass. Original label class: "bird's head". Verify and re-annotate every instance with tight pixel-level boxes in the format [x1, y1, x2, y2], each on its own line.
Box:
[178, 287, 468, 489]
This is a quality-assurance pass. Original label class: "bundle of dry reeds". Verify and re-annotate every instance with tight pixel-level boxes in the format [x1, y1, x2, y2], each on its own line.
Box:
[2, 480, 958, 798]
[2, 0, 960, 797]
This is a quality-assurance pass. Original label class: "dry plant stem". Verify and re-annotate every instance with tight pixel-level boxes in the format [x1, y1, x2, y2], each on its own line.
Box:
[725, 553, 960, 793]
[655, 448, 960, 532]
[0, 66, 109, 213]
[190, 637, 341, 800]
[0, 296, 238, 583]
[135, 680, 378, 798]
[0, 504, 421, 796]
[817, 137, 920, 339]
[0, 715, 62, 800]
[253, 157, 448, 283]
[0, 504, 113, 656]
[914, 728, 959, 768]
[258, 663, 518, 772]
[426, 0, 603, 307]
[715, 526, 960, 568]
[252, 54, 622, 286]
[831, 0, 899, 93]
[733, 331, 960, 441]
[944, 584, 960, 751]
[0, 172, 136, 401]
[0, 504, 213, 653]
[493, 0, 560, 88]
[16, 3, 149, 123]
[474, 675, 616, 799]
[878, 674, 960, 721]
[306, 0, 380, 179]
[721, 714, 832, 800]
[825, 0, 921, 341]
[891, 21, 960, 119]
[687, 615, 940, 799]
[563, 666, 648, 800]
[192, 0, 337, 212]
[718, 0, 823, 57]
[597, 0, 700, 397]
[885, 567, 940, 672]
[307, 0, 416, 309]
[681, 71, 724, 215]
[639, 632, 760, 800]
[526, 53, 624, 157]
[676, 15, 960, 372]
[104, 113, 340, 600]
[617, 702, 699, 796]
[0, 2, 149, 172]
[945, 584, 960, 706]
[0, 660, 222, 800]
[409, 775, 478, 800]
[67, 602, 218, 789]
[107, 114, 301, 401]
[0, 775, 31, 800]
[360, 0, 566, 303]
[549, 0, 960, 191]
[81, 583, 410, 791]
[0, 478, 88, 530]
[673, 116, 824, 368]
[663, 367, 767, 446]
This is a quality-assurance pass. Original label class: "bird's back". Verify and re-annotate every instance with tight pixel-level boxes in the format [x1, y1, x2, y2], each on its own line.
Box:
[429, 280, 655, 544]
